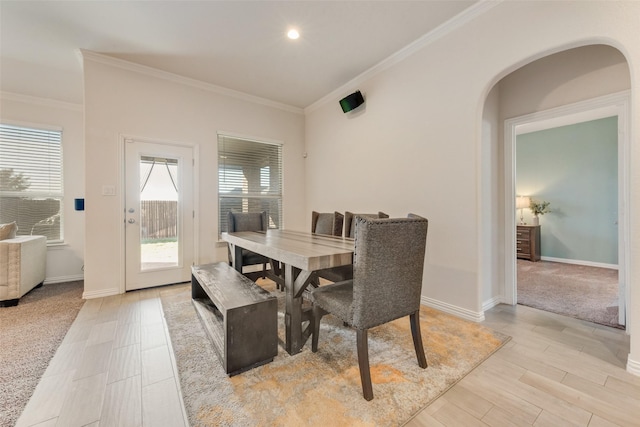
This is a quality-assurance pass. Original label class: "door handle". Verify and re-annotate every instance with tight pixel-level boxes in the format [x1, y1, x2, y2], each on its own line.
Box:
[128, 218, 136, 224]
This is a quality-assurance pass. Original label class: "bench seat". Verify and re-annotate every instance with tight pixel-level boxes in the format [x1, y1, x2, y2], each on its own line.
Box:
[191, 262, 278, 375]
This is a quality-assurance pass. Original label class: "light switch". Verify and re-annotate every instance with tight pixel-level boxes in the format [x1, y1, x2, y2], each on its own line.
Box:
[102, 185, 116, 196]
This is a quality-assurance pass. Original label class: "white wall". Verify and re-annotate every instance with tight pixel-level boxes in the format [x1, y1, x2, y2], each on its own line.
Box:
[480, 85, 501, 307]
[0, 93, 85, 283]
[82, 56, 306, 299]
[304, 1, 640, 375]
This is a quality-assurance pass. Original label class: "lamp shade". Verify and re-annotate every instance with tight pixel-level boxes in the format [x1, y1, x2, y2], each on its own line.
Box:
[516, 196, 530, 209]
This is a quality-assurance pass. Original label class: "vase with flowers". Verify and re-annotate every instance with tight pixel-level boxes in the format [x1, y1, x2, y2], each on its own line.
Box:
[529, 199, 551, 225]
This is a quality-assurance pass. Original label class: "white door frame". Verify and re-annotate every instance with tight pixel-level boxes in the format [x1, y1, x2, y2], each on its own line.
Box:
[119, 134, 199, 294]
[503, 91, 630, 326]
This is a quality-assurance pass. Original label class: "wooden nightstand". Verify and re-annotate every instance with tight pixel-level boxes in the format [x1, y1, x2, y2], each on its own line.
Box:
[516, 225, 541, 261]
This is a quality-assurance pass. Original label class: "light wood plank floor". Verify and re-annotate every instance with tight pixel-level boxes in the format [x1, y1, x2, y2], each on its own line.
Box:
[406, 304, 637, 427]
[16, 285, 189, 427]
[16, 285, 637, 427]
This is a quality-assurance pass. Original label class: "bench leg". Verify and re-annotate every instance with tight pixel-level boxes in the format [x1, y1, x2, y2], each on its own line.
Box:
[191, 274, 208, 300]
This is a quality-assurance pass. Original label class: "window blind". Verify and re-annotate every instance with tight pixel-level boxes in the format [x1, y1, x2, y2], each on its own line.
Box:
[218, 134, 282, 234]
[0, 123, 63, 241]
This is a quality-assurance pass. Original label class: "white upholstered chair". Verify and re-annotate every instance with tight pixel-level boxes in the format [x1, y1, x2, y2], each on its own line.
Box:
[1, 223, 47, 306]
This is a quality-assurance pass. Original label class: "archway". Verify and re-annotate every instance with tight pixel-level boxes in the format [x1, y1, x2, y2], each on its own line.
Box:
[480, 44, 631, 329]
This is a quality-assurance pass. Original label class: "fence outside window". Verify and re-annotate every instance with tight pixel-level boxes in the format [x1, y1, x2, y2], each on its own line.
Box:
[140, 200, 177, 239]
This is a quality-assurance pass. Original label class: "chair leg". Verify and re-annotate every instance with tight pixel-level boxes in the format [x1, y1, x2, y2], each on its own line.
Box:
[269, 259, 282, 290]
[356, 329, 374, 401]
[311, 305, 326, 352]
[0, 298, 19, 307]
[410, 311, 428, 369]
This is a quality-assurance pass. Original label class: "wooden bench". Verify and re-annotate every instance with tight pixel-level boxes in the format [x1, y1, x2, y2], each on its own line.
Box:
[191, 262, 278, 376]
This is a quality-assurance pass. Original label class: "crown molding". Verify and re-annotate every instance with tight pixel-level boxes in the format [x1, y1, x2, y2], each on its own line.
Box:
[0, 91, 83, 112]
[304, 0, 502, 114]
[79, 49, 304, 115]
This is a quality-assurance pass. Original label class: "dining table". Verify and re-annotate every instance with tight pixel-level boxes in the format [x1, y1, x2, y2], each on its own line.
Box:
[221, 229, 354, 355]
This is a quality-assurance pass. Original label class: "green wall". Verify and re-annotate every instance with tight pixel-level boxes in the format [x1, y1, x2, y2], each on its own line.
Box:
[516, 116, 618, 265]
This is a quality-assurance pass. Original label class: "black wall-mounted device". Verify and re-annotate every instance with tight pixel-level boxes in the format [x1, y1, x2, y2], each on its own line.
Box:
[339, 90, 365, 113]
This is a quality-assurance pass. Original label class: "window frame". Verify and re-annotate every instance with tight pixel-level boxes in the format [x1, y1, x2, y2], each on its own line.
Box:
[0, 121, 64, 243]
[217, 133, 283, 237]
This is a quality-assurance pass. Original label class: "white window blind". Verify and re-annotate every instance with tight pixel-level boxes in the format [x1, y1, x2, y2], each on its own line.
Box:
[0, 123, 64, 242]
[218, 134, 282, 234]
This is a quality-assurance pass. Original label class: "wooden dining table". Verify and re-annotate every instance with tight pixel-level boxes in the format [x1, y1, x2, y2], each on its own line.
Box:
[221, 229, 354, 355]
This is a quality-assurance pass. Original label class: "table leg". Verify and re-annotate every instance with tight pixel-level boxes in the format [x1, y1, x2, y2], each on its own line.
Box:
[284, 264, 316, 355]
[233, 244, 243, 274]
[284, 263, 302, 354]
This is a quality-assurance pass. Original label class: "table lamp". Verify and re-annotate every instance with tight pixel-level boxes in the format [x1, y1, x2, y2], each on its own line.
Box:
[516, 196, 530, 225]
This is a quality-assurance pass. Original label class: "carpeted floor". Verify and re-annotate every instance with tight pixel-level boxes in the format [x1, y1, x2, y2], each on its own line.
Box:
[160, 281, 510, 427]
[517, 260, 622, 329]
[0, 281, 85, 427]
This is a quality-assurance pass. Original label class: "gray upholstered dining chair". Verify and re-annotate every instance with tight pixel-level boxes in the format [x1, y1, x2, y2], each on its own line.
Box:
[343, 211, 389, 238]
[316, 211, 389, 284]
[309, 211, 345, 286]
[309, 214, 429, 401]
[227, 211, 270, 281]
[311, 211, 344, 237]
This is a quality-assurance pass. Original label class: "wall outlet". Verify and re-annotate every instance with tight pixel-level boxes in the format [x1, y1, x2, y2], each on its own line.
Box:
[102, 185, 116, 196]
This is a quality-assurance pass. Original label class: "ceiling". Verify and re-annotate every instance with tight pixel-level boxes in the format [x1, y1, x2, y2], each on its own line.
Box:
[0, 1, 477, 109]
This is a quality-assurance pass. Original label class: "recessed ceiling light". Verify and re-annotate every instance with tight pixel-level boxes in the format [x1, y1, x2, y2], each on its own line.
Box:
[287, 28, 300, 40]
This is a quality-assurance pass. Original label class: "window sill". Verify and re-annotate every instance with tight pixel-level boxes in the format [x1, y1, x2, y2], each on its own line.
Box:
[47, 242, 69, 250]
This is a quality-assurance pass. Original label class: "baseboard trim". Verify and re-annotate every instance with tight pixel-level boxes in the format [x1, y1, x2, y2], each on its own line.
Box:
[540, 256, 618, 270]
[421, 296, 485, 323]
[482, 296, 502, 312]
[44, 274, 84, 284]
[83, 287, 120, 300]
[627, 356, 640, 377]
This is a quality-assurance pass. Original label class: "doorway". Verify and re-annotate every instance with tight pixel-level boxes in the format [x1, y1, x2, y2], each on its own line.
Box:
[504, 92, 630, 327]
[124, 138, 195, 291]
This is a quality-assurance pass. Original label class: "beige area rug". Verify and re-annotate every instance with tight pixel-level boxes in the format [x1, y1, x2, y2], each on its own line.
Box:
[517, 260, 623, 329]
[160, 281, 510, 426]
[0, 281, 85, 427]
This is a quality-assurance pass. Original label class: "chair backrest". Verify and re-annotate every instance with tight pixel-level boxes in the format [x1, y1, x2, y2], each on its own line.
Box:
[228, 211, 268, 233]
[351, 214, 428, 329]
[344, 211, 389, 238]
[311, 211, 344, 236]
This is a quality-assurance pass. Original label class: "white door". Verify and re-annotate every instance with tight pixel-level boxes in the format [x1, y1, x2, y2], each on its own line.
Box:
[125, 140, 194, 291]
